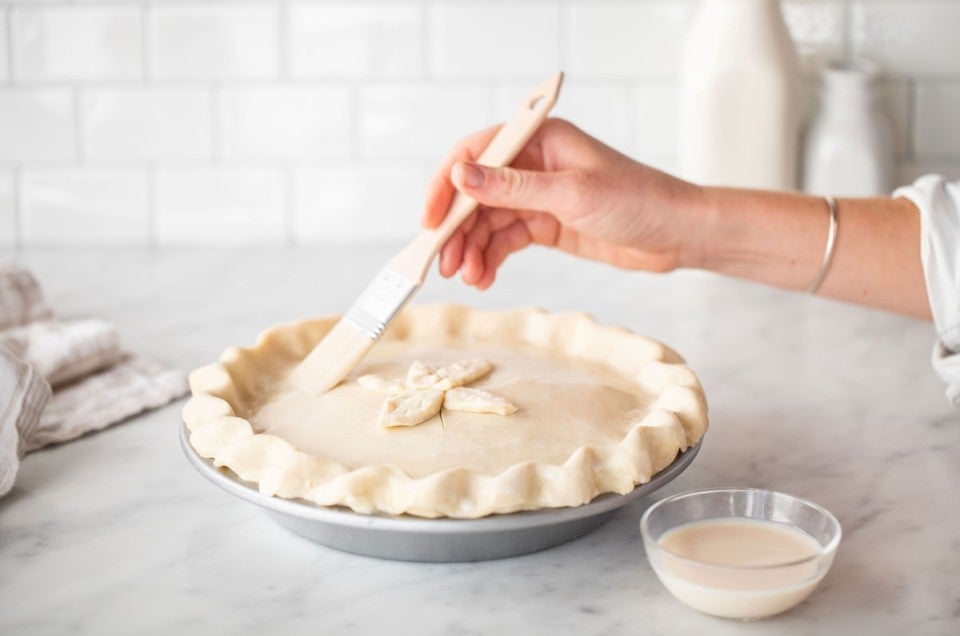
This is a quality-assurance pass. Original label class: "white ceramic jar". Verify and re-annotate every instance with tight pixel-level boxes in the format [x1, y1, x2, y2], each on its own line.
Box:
[802, 60, 895, 197]
[678, 0, 801, 190]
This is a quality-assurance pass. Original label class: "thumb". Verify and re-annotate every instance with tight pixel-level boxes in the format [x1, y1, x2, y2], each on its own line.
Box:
[451, 160, 578, 216]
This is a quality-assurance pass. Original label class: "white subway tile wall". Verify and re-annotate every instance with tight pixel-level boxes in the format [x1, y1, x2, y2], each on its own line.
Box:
[289, 4, 424, 79]
[218, 86, 352, 159]
[147, 6, 279, 80]
[11, 7, 142, 81]
[81, 87, 213, 160]
[0, 89, 75, 162]
[154, 166, 286, 246]
[850, 1, 960, 76]
[293, 162, 429, 242]
[430, 4, 560, 79]
[0, 0, 957, 248]
[915, 83, 960, 158]
[565, 3, 692, 79]
[631, 84, 680, 166]
[20, 167, 150, 246]
[358, 84, 491, 158]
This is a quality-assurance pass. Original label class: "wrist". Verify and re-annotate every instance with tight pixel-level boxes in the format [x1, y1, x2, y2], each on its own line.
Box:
[687, 186, 834, 290]
[672, 183, 714, 270]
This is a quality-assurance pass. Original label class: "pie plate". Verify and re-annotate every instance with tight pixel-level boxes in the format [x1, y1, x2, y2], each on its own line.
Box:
[180, 423, 702, 562]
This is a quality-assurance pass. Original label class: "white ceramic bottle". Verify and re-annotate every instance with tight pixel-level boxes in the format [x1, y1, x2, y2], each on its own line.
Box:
[802, 60, 894, 197]
[678, 0, 801, 190]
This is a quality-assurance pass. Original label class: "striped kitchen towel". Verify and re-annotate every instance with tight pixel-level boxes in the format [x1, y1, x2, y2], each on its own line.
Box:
[0, 266, 187, 497]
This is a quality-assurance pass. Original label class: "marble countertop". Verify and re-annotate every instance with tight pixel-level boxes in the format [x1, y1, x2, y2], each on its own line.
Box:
[1, 246, 957, 635]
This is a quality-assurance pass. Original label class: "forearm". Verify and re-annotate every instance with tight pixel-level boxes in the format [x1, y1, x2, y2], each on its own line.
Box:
[687, 187, 931, 320]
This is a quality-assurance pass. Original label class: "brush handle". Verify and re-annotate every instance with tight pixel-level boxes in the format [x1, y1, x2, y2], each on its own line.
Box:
[388, 71, 564, 284]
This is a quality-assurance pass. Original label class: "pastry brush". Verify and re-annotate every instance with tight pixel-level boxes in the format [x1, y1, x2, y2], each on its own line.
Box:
[289, 71, 564, 393]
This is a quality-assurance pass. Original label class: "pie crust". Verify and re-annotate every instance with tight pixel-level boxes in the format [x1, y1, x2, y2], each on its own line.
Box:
[183, 304, 708, 519]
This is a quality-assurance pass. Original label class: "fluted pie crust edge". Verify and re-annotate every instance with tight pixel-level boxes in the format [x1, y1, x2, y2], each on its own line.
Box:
[182, 304, 708, 519]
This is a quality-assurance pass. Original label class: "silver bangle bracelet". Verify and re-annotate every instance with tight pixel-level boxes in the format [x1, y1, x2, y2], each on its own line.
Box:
[806, 196, 838, 294]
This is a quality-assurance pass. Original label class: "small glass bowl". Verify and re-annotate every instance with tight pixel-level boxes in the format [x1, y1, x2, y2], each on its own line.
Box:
[640, 488, 841, 620]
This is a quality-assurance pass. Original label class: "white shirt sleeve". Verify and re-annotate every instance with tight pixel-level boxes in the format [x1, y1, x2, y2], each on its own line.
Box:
[893, 175, 960, 407]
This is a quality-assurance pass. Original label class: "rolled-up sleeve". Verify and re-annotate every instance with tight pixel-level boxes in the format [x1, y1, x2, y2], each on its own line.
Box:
[894, 175, 960, 407]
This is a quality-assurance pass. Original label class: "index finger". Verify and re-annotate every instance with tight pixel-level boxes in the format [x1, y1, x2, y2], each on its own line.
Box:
[421, 124, 503, 229]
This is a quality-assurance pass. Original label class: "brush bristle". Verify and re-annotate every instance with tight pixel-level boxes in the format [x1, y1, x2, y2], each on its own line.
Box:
[287, 319, 376, 394]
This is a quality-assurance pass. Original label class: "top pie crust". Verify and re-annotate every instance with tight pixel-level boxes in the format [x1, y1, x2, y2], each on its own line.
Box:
[183, 304, 708, 519]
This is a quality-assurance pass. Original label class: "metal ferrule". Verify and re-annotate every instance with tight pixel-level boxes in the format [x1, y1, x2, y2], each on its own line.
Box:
[343, 267, 420, 339]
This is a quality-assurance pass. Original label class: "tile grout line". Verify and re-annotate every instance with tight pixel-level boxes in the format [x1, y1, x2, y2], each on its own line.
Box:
[72, 85, 83, 164]
[29, 75, 960, 90]
[146, 162, 157, 249]
[555, 0, 564, 76]
[842, 0, 852, 63]
[141, 3, 150, 83]
[348, 77, 361, 162]
[12, 164, 21, 249]
[4, 5, 11, 85]
[278, 0, 289, 82]
[624, 81, 637, 162]
[487, 78, 497, 124]
[279, 0, 293, 243]
[282, 161, 295, 246]
[277, 4, 294, 245]
[422, 0, 434, 81]
[211, 83, 222, 165]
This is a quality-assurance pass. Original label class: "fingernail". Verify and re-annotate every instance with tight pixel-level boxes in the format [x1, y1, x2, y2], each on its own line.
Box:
[454, 161, 485, 189]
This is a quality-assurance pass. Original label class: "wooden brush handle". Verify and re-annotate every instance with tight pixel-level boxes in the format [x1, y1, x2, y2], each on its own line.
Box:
[389, 71, 564, 284]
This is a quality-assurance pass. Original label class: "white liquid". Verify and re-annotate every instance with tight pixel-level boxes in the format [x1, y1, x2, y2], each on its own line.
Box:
[652, 518, 829, 620]
[678, 0, 800, 190]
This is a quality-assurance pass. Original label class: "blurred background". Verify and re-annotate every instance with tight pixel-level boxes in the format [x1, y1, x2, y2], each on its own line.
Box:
[0, 0, 957, 249]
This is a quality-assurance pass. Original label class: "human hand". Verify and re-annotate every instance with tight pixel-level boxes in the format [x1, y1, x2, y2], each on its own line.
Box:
[421, 118, 705, 289]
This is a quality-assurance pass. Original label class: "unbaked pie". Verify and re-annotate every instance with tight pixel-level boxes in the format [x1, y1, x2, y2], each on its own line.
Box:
[359, 358, 518, 427]
[183, 304, 708, 519]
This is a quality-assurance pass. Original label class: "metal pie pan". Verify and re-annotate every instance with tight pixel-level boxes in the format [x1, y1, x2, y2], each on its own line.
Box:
[181, 424, 701, 562]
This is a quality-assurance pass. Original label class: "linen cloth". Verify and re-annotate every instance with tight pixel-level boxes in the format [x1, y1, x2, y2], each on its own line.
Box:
[894, 175, 960, 408]
[0, 266, 187, 497]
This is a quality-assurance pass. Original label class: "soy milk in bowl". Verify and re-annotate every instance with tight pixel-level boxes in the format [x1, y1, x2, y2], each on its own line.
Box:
[641, 488, 841, 620]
